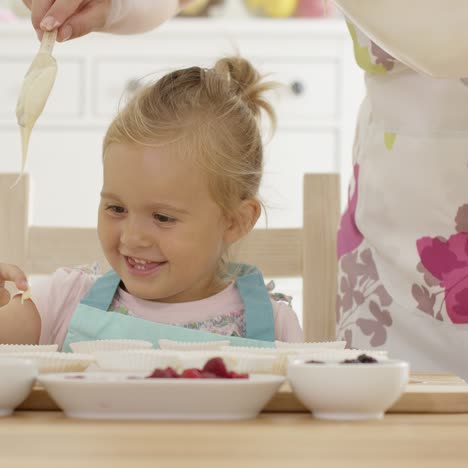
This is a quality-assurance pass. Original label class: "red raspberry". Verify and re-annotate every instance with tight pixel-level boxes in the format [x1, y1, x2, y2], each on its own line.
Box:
[200, 371, 218, 379]
[146, 367, 179, 378]
[146, 369, 168, 378]
[164, 367, 180, 378]
[202, 357, 229, 378]
[181, 368, 202, 378]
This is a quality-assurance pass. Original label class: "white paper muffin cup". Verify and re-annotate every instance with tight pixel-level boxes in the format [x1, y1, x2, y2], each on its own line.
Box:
[0, 344, 58, 353]
[220, 346, 300, 375]
[158, 339, 231, 351]
[3, 352, 95, 373]
[225, 353, 278, 375]
[275, 340, 346, 349]
[220, 346, 278, 355]
[94, 350, 180, 372]
[69, 339, 153, 354]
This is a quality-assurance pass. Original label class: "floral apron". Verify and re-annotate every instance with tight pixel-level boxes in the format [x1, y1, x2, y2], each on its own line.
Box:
[336, 21, 468, 379]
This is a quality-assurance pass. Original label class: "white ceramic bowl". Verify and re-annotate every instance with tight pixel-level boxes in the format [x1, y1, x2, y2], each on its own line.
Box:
[287, 358, 409, 420]
[39, 372, 285, 420]
[0, 357, 38, 416]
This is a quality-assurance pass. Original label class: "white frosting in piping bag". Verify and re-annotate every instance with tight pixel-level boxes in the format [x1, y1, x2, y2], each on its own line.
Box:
[15, 30, 57, 183]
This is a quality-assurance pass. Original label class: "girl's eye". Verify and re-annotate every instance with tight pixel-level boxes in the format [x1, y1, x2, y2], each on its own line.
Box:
[154, 213, 174, 224]
[106, 205, 126, 214]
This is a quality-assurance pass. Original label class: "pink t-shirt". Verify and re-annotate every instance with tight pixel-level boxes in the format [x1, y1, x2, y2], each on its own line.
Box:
[30, 266, 303, 350]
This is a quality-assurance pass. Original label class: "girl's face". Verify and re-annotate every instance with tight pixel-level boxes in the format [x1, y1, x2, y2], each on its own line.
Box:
[98, 143, 231, 302]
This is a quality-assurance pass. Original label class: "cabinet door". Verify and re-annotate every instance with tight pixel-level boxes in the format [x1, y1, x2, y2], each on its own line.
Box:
[94, 59, 189, 118]
[0, 59, 84, 122]
[257, 59, 339, 124]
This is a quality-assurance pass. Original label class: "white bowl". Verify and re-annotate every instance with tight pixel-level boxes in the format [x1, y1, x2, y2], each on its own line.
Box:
[4, 352, 95, 373]
[0, 357, 38, 416]
[287, 358, 409, 420]
[39, 372, 285, 420]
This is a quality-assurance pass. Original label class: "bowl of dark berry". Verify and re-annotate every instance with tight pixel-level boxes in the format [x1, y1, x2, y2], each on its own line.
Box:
[39, 357, 285, 420]
[287, 352, 409, 420]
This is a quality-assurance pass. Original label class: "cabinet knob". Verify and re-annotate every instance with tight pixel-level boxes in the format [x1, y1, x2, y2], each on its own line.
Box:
[290, 80, 305, 96]
[125, 79, 141, 93]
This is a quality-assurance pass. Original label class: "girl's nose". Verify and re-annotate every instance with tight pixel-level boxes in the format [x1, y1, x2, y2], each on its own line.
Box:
[120, 217, 154, 249]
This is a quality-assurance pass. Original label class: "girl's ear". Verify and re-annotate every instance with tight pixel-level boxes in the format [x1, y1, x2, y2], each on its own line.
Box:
[223, 199, 261, 245]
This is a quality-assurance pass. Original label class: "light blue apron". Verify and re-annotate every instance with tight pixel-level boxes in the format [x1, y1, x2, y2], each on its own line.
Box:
[62, 263, 276, 351]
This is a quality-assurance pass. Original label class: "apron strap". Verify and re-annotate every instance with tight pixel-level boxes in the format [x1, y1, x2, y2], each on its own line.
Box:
[79, 263, 276, 342]
[232, 263, 276, 342]
[80, 269, 121, 312]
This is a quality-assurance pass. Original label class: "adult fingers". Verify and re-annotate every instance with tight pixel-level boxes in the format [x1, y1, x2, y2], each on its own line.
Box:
[24, 0, 54, 40]
[39, 0, 84, 31]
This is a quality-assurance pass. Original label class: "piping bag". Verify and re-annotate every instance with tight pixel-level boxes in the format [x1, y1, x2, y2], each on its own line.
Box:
[14, 30, 57, 186]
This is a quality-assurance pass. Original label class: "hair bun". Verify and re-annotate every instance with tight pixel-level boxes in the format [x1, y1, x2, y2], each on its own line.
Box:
[213, 56, 276, 125]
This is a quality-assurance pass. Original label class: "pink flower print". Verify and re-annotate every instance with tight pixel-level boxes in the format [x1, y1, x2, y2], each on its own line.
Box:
[374, 285, 392, 307]
[340, 275, 365, 312]
[451, 288, 468, 318]
[455, 204, 468, 233]
[416, 262, 441, 287]
[344, 329, 352, 349]
[412, 284, 438, 318]
[417, 236, 466, 281]
[356, 301, 392, 346]
[337, 246, 394, 348]
[359, 249, 378, 281]
[337, 164, 364, 259]
[417, 233, 468, 323]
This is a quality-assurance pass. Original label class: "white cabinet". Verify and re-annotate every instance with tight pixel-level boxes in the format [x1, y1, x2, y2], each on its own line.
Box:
[0, 18, 364, 228]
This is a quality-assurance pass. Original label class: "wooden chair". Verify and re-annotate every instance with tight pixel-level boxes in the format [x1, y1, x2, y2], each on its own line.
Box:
[0, 173, 340, 342]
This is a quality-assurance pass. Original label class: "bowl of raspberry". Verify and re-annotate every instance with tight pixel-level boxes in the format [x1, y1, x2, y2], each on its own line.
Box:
[39, 357, 284, 420]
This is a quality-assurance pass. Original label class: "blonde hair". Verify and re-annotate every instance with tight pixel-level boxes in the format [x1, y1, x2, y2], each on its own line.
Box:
[103, 56, 276, 221]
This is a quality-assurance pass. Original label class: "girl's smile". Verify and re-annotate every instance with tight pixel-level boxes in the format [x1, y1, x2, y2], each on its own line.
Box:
[124, 255, 168, 277]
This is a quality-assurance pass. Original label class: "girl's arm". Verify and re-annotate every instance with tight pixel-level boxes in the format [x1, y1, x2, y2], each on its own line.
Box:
[0, 263, 40, 345]
[0, 297, 41, 345]
[334, 0, 468, 78]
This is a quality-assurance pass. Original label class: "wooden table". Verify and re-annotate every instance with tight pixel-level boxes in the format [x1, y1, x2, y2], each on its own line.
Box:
[1, 411, 468, 468]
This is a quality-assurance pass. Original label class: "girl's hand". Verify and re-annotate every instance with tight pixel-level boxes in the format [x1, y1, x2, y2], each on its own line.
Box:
[0, 263, 29, 308]
[23, 0, 112, 42]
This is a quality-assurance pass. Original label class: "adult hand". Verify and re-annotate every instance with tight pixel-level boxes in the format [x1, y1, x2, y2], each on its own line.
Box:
[23, 0, 112, 42]
[0, 263, 29, 307]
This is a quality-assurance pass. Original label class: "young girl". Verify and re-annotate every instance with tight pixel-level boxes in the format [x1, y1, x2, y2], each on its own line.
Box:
[0, 57, 303, 350]
[25, 0, 468, 378]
